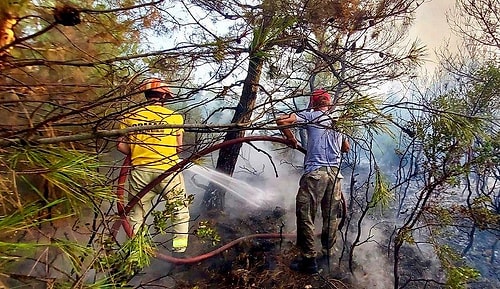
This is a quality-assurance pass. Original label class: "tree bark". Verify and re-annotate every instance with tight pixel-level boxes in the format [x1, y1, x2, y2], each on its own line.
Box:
[203, 51, 265, 212]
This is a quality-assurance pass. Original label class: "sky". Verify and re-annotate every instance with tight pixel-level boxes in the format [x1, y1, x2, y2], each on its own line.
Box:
[409, 0, 459, 72]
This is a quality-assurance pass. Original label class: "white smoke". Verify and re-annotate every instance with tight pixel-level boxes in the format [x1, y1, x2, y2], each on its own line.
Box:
[409, 0, 459, 73]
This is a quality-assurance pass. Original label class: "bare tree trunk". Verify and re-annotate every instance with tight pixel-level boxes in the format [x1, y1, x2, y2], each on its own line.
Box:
[203, 52, 265, 212]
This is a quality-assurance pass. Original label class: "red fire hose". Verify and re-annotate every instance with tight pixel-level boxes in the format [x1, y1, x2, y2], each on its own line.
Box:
[156, 233, 297, 264]
[112, 136, 347, 264]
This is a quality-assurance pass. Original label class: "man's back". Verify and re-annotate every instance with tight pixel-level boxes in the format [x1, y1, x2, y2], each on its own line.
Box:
[296, 110, 343, 173]
[121, 105, 183, 170]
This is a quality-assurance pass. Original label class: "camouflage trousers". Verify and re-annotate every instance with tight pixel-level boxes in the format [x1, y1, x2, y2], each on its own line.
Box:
[296, 167, 343, 259]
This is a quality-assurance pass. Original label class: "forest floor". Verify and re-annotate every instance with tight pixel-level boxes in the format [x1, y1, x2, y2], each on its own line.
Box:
[2, 203, 497, 288]
[131, 207, 355, 289]
[132, 205, 499, 289]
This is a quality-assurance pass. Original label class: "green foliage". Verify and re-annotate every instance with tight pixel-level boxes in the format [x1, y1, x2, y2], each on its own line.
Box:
[466, 64, 500, 116]
[465, 196, 500, 230]
[436, 245, 481, 289]
[0, 240, 37, 264]
[397, 61, 499, 289]
[413, 73, 495, 188]
[420, 64, 499, 176]
[194, 220, 221, 246]
[368, 166, 394, 210]
[250, 15, 296, 52]
[0, 200, 67, 258]
[51, 238, 93, 274]
[117, 231, 155, 277]
[0, 202, 92, 276]
[0, 239, 92, 282]
[426, 93, 482, 148]
[7, 146, 114, 213]
[0, 199, 69, 232]
[213, 38, 228, 63]
[97, 231, 155, 283]
[341, 94, 393, 137]
[0, 199, 65, 280]
[396, 226, 415, 246]
[152, 193, 194, 234]
[473, 133, 499, 173]
[79, 278, 133, 289]
[0, 239, 92, 279]
[406, 40, 428, 65]
[424, 204, 454, 227]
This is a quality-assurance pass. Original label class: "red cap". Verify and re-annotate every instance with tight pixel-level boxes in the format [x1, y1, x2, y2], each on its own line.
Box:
[310, 89, 331, 106]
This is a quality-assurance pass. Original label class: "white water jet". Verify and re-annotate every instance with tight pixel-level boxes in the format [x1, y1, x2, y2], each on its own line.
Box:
[185, 164, 275, 208]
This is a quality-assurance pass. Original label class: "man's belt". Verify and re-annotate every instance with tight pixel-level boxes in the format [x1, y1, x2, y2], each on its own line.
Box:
[316, 166, 339, 172]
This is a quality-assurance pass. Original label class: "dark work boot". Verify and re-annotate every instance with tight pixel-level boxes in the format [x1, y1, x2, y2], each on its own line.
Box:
[289, 257, 318, 274]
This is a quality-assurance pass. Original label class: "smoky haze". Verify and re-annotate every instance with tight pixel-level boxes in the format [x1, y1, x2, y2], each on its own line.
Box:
[189, 139, 402, 288]
[409, 0, 459, 73]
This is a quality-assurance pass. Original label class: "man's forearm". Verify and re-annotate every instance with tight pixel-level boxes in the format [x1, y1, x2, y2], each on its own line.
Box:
[276, 113, 298, 147]
[281, 128, 296, 142]
[117, 136, 131, 155]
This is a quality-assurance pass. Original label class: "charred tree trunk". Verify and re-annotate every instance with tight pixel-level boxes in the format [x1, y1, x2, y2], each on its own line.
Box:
[202, 51, 265, 212]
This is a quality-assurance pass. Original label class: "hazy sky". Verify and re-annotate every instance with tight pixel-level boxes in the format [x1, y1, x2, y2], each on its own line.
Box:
[410, 0, 459, 71]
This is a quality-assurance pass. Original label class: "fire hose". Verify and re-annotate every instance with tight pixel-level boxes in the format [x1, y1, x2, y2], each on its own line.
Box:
[112, 136, 347, 265]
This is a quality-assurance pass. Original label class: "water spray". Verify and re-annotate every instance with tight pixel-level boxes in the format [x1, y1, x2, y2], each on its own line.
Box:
[111, 135, 347, 265]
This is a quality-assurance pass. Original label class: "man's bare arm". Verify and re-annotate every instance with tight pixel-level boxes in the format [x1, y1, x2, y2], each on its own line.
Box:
[276, 114, 298, 148]
[341, 138, 350, 153]
[117, 136, 131, 155]
[176, 131, 183, 155]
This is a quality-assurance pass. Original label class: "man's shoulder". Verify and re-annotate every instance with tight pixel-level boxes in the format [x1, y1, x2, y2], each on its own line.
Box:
[122, 106, 183, 125]
[149, 105, 184, 117]
[297, 110, 330, 121]
[128, 105, 180, 116]
[296, 110, 313, 119]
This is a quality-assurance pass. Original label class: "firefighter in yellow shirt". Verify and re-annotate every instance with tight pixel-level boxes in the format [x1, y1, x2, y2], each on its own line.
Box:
[117, 79, 190, 253]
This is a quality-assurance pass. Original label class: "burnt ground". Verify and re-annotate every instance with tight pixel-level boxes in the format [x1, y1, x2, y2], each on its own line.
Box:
[132, 207, 355, 289]
[3, 204, 496, 288]
[132, 205, 499, 289]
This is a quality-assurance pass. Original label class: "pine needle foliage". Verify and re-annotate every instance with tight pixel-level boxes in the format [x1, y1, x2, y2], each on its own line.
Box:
[97, 230, 155, 280]
[250, 15, 296, 52]
[436, 245, 481, 289]
[0, 199, 69, 232]
[417, 64, 499, 185]
[396, 63, 499, 289]
[7, 146, 114, 213]
[368, 166, 394, 210]
[338, 94, 394, 141]
[0, 200, 91, 277]
[51, 238, 94, 275]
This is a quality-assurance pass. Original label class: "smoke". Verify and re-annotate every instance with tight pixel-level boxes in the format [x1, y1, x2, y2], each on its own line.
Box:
[182, 140, 303, 230]
[348, 219, 394, 288]
[230, 140, 445, 288]
[203, 139, 401, 287]
[409, 0, 459, 73]
[231, 140, 301, 213]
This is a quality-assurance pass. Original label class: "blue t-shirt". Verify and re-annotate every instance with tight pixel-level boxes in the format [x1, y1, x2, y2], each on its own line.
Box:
[296, 110, 344, 174]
